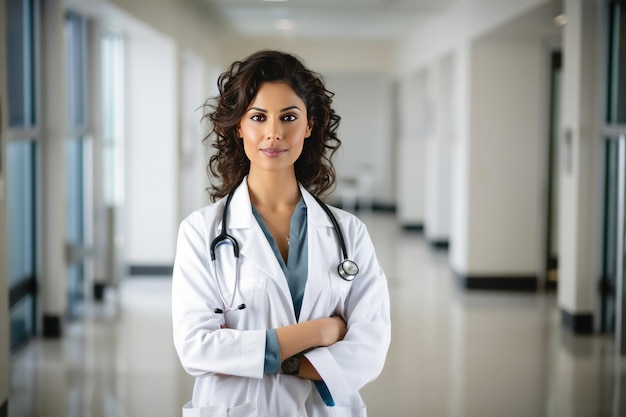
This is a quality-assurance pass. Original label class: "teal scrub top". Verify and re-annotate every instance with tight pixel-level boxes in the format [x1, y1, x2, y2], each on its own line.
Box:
[253, 198, 335, 406]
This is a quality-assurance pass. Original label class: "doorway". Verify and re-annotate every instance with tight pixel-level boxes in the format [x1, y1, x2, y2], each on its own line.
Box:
[601, 136, 625, 339]
[600, 0, 626, 354]
[545, 50, 562, 291]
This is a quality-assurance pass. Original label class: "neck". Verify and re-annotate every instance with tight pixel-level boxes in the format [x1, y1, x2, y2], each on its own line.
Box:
[247, 170, 300, 210]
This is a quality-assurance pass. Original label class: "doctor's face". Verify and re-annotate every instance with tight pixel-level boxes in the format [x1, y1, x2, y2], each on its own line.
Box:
[238, 82, 313, 176]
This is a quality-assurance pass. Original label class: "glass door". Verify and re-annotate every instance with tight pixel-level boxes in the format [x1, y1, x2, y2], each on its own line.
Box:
[602, 134, 626, 353]
[6, 0, 39, 352]
[66, 138, 85, 317]
[7, 141, 38, 352]
[601, 0, 626, 354]
[65, 10, 88, 317]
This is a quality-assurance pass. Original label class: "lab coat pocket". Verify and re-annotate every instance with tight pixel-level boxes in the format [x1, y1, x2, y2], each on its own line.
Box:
[182, 400, 258, 417]
[328, 271, 353, 314]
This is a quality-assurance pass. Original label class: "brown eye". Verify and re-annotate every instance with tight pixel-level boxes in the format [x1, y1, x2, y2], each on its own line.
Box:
[282, 114, 297, 122]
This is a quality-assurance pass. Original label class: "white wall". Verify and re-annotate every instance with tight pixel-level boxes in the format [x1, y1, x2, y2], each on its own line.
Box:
[86, 0, 222, 65]
[125, 28, 178, 266]
[465, 38, 544, 275]
[66, 0, 224, 270]
[220, 38, 395, 75]
[394, 0, 554, 76]
[325, 73, 394, 206]
[397, 0, 562, 281]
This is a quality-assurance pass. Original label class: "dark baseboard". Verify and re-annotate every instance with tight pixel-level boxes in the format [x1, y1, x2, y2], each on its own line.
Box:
[332, 200, 396, 213]
[129, 265, 173, 276]
[562, 310, 593, 335]
[371, 202, 397, 213]
[545, 280, 558, 291]
[456, 273, 538, 292]
[1, 400, 7, 417]
[43, 314, 62, 338]
[93, 282, 107, 301]
[429, 239, 449, 250]
[401, 223, 424, 232]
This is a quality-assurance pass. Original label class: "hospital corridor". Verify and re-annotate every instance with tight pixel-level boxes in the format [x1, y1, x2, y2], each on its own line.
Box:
[1, 0, 626, 416]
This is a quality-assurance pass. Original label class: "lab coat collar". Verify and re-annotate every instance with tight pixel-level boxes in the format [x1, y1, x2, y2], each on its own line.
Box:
[221, 177, 336, 230]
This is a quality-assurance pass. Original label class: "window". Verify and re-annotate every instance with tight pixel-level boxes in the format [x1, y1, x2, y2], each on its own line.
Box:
[65, 10, 88, 317]
[6, 0, 39, 351]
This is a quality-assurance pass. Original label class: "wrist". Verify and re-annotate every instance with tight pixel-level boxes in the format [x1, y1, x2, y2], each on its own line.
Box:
[281, 356, 301, 376]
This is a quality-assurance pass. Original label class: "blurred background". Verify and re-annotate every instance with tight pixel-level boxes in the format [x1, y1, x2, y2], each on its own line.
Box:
[0, 0, 625, 415]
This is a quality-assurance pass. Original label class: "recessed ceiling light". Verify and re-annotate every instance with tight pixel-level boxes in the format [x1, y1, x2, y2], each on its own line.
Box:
[274, 19, 295, 31]
[262, 0, 288, 2]
[553, 14, 567, 26]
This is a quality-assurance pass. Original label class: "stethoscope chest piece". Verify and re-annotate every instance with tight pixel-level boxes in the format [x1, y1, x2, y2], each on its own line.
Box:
[338, 259, 359, 281]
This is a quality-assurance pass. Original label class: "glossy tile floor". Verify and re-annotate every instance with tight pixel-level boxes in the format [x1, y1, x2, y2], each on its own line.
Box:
[9, 213, 626, 417]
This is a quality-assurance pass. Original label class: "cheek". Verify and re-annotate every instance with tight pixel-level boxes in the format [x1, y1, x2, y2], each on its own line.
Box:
[239, 124, 252, 139]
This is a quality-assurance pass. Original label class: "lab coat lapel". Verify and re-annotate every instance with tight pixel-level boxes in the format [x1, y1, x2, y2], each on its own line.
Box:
[298, 186, 338, 322]
[226, 179, 292, 303]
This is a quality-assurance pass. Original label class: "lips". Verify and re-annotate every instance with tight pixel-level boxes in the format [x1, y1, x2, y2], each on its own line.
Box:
[260, 147, 286, 157]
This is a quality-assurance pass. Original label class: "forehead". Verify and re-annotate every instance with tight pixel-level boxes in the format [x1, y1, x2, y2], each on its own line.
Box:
[249, 82, 305, 108]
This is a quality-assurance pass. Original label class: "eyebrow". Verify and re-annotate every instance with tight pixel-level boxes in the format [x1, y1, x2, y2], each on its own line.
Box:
[247, 105, 302, 113]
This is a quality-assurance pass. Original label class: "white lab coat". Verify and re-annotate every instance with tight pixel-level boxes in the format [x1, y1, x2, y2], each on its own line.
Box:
[172, 179, 391, 417]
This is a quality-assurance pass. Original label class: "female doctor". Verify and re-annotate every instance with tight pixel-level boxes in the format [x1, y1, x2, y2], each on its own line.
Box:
[172, 50, 391, 417]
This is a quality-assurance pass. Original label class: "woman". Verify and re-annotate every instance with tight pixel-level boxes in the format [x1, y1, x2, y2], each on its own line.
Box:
[172, 50, 390, 417]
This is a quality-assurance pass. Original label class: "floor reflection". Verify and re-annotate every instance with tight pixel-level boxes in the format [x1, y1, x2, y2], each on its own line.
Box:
[9, 213, 626, 417]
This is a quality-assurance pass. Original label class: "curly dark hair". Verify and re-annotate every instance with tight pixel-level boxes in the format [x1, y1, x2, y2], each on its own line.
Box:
[203, 50, 341, 201]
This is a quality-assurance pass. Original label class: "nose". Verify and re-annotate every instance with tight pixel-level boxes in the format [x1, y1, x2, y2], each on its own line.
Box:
[266, 117, 282, 140]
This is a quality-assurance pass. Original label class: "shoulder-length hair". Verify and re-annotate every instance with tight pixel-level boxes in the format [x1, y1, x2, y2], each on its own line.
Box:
[203, 50, 341, 201]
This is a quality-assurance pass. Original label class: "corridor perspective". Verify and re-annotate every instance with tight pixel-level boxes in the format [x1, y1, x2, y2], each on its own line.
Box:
[8, 213, 626, 417]
[1, 0, 626, 416]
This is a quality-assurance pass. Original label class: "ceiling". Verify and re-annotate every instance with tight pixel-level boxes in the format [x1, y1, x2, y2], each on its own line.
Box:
[201, 0, 459, 41]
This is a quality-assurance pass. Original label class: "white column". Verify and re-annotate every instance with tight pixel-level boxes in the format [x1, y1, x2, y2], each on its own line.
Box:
[424, 54, 454, 247]
[396, 71, 427, 229]
[40, 0, 68, 335]
[179, 49, 209, 221]
[557, 0, 601, 332]
[452, 35, 545, 289]
[125, 29, 178, 271]
[450, 42, 471, 274]
[88, 19, 107, 298]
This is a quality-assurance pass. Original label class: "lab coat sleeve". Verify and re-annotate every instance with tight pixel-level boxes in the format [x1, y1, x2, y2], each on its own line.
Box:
[304, 219, 391, 403]
[172, 212, 266, 379]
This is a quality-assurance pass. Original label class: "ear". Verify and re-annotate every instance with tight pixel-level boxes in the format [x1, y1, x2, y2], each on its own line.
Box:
[237, 125, 242, 139]
[305, 120, 314, 138]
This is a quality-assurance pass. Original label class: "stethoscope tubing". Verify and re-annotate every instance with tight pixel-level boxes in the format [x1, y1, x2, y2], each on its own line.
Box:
[210, 181, 358, 313]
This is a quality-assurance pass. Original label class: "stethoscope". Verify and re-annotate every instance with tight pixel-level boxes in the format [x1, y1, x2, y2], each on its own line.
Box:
[209, 183, 359, 314]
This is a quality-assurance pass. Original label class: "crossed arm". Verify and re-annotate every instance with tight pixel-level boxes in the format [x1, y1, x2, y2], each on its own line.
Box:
[274, 316, 347, 380]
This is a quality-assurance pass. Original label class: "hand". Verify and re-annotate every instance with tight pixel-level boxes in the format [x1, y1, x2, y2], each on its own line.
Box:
[320, 316, 347, 347]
